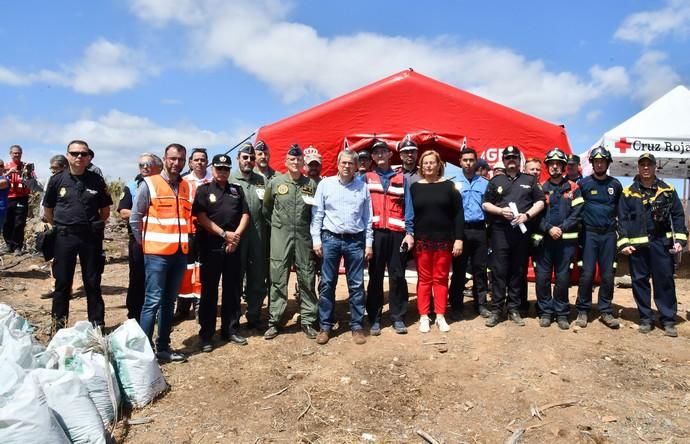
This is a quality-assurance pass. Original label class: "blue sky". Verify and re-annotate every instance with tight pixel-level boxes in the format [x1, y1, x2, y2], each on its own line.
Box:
[1, 0, 689, 181]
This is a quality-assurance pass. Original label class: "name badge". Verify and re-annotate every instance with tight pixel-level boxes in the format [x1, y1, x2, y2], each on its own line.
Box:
[302, 195, 316, 206]
[256, 188, 265, 200]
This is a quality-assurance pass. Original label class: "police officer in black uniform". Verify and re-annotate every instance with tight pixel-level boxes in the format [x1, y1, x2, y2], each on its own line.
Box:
[43, 140, 112, 332]
[618, 153, 687, 337]
[194, 154, 250, 352]
[482, 145, 545, 327]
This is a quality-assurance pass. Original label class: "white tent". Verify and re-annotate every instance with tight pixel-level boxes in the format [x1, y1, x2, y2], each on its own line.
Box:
[581, 85, 690, 179]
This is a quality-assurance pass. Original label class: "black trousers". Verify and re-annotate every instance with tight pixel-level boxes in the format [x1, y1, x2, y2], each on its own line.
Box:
[198, 245, 242, 341]
[52, 226, 105, 329]
[489, 226, 530, 314]
[366, 229, 408, 324]
[449, 227, 489, 312]
[2, 196, 29, 251]
[126, 234, 145, 321]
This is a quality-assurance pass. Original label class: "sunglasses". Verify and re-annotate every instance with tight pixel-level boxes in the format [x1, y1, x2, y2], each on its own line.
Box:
[139, 162, 153, 168]
[240, 155, 256, 161]
[68, 151, 90, 158]
[214, 166, 231, 171]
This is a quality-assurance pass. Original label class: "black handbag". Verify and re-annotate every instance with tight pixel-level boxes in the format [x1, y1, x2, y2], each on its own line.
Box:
[35, 225, 57, 261]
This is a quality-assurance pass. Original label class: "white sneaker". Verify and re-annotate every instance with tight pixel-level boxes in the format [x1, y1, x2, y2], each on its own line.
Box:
[419, 315, 430, 333]
[436, 315, 450, 332]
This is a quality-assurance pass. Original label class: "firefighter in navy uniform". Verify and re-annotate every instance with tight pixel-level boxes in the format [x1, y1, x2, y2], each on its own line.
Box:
[532, 148, 583, 330]
[482, 145, 545, 327]
[43, 140, 112, 332]
[617, 153, 687, 337]
[575, 146, 622, 329]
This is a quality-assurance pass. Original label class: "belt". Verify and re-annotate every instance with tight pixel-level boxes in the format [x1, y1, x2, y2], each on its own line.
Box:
[323, 230, 363, 239]
[464, 221, 486, 229]
[56, 224, 91, 234]
[584, 225, 615, 234]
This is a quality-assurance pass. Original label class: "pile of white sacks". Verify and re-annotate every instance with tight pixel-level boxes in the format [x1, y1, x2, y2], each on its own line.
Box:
[0, 304, 168, 443]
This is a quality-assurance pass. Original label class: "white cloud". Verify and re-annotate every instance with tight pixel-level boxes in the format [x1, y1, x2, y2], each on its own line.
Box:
[126, 0, 629, 122]
[0, 110, 248, 180]
[614, 0, 690, 45]
[0, 39, 153, 94]
[631, 50, 682, 105]
[586, 110, 602, 123]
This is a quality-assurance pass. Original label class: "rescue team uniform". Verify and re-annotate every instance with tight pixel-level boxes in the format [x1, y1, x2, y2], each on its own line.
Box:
[575, 175, 622, 316]
[617, 177, 687, 328]
[483, 172, 545, 316]
[532, 178, 583, 320]
[43, 168, 112, 330]
[3, 160, 32, 252]
[263, 173, 318, 330]
[176, 171, 212, 318]
[364, 169, 412, 329]
[133, 172, 192, 351]
[193, 180, 249, 343]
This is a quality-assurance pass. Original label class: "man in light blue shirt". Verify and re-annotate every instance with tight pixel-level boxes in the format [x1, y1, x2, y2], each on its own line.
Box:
[311, 149, 373, 345]
[449, 147, 491, 320]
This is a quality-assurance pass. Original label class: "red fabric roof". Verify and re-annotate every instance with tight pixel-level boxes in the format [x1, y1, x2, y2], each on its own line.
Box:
[256, 69, 571, 176]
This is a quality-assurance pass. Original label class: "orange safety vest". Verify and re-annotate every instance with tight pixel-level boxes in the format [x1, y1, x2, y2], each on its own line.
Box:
[366, 171, 406, 232]
[142, 174, 192, 255]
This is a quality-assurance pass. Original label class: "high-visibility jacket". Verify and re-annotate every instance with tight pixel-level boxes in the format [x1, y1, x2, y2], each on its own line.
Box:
[617, 177, 688, 251]
[365, 170, 406, 232]
[6, 161, 31, 199]
[142, 174, 192, 255]
[532, 178, 583, 244]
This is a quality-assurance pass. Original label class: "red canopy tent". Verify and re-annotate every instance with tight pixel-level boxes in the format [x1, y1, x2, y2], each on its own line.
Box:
[256, 69, 571, 176]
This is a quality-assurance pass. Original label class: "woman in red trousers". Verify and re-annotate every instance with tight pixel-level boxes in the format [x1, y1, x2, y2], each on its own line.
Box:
[404, 150, 463, 332]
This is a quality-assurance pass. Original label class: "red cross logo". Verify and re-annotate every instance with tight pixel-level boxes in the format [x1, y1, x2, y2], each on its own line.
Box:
[615, 137, 631, 153]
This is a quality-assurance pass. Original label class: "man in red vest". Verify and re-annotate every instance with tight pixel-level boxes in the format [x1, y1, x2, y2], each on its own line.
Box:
[3, 145, 38, 254]
[130, 143, 192, 363]
[363, 140, 414, 335]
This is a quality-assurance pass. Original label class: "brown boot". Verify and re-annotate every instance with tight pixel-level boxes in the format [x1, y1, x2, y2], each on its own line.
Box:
[352, 330, 366, 345]
[315, 330, 330, 345]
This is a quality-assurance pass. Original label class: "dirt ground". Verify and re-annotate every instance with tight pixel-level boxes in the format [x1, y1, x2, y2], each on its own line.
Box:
[1, 233, 689, 444]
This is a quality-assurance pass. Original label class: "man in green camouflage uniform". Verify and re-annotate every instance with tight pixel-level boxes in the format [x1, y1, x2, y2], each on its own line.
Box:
[263, 145, 318, 339]
[232, 142, 269, 329]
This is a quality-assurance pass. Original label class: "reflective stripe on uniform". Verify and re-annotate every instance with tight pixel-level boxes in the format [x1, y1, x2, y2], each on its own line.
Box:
[143, 216, 188, 226]
[143, 231, 189, 244]
[617, 237, 629, 247]
[571, 197, 584, 206]
[562, 232, 579, 240]
[629, 236, 649, 245]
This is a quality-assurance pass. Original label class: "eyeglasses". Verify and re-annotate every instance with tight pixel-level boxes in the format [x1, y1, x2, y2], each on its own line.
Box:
[240, 155, 256, 161]
[139, 162, 153, 168]
[68, 151, 90, 158]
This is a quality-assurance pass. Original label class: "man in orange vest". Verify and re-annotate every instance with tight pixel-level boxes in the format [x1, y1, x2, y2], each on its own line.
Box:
[363, 140, 414, 335]
[3, 145, 38, 255]
[130, 143, 192, 363]
[174, 147, 212, 322]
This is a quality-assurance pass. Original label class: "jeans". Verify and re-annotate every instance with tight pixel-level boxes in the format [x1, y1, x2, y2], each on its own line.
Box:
[318, 231, 366, 331]
[140, 252, 187, 351]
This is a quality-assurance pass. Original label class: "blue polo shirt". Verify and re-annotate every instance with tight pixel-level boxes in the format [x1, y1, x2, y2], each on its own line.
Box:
[455, 173, 488, 223]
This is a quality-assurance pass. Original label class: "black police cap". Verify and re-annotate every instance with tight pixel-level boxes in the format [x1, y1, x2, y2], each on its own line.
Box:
[567, 154, 581, 164]
[212, 154, 232, 168]
[502, 145, 521, 157]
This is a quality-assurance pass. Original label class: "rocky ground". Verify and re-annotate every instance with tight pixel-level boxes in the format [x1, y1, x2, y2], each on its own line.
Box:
[1, 225, 689, 444]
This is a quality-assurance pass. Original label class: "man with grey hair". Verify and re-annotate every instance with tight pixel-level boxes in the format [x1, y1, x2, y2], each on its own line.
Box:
[118, 153, 162, 321]
[311, 149, 373, 345]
